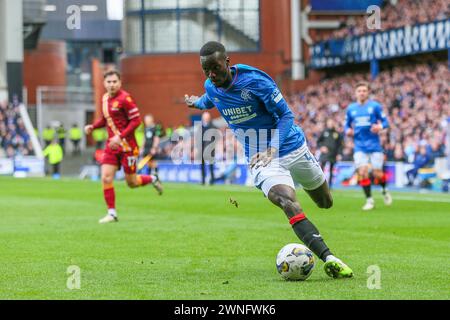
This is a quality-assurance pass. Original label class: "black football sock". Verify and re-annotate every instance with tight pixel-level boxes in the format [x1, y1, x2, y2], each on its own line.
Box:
[380, 182, 386, 194]
[290, 213, 332, 262]
[379, 173, 387, 194]
[369, 172, 375, 184]
[363, 185, 372, 198]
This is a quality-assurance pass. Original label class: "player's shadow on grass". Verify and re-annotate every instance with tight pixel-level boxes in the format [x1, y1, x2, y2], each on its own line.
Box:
[272, 278, 337, 284]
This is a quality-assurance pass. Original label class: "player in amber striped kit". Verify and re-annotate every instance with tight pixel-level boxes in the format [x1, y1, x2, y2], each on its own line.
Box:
[85, 70, 163, 223]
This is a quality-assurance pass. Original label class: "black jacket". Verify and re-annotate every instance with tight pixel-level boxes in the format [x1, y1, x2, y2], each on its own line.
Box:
[317, 129, 343, 162]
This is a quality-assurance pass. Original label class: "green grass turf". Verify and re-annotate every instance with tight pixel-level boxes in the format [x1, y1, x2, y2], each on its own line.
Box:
[0, 176, 449, 300]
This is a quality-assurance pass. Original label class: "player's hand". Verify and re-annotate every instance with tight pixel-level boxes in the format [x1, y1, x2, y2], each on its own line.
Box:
[250, 147, 277, 170]
[84, 125, 94, 135]
[370, 123, 383, 134]
[320, 146, 329, 154]
[346, 128, 354, 137]
[184, 94, 199, 108]
[150, 147, 157, 156]
[109, 135, 122, 150]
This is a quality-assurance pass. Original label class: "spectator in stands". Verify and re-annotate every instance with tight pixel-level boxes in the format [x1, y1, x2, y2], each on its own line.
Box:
[393, 143, 407, 162]
[5, 145, 15, 158]
[328, 0, 449, 40]
[406, 143, 431, 186]
[0, 99, 34, 157]
[428, 138, 446, 165]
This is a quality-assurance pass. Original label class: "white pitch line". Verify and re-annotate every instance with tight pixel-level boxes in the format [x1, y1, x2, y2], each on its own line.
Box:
[164, 183, 450, 203]
[343, 193, 450, 203]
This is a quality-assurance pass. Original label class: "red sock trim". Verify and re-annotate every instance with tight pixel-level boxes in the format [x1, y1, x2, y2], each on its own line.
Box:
[359, 178, 371, 187]
[289, 212, 306, 225]
[103, 187, 115, 209]
[137, 175, 152, 186]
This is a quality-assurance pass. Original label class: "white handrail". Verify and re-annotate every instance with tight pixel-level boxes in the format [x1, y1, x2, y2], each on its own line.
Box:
[19, 103, 43, 159]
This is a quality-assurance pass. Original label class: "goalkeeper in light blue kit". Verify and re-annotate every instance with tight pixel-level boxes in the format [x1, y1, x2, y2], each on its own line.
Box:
[345, 82, 392, 211]
[184, 41, 353, 279]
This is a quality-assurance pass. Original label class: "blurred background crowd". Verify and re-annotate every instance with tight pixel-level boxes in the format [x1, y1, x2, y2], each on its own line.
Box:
[324, 0, 449, 40]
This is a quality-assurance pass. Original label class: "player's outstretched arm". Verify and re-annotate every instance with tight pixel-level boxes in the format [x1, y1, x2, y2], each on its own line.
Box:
[184, 93, 215, 110]
[184, 94, 200, 108]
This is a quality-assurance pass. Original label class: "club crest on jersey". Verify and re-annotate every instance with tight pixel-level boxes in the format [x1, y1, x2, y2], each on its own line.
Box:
[112, 101, 120, 110]
[214, 97, 220, 103]
[240, 89, 253, 101]
[368, 107, 373, 114]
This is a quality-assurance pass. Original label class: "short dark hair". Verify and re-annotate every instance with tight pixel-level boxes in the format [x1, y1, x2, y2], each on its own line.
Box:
[104, 70, 121, 79]
[200, 41, 226, 56]
[355, 81, 370, 90]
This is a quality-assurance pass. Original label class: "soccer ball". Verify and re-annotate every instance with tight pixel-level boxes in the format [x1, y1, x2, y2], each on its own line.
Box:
[276, 243, 315, 281]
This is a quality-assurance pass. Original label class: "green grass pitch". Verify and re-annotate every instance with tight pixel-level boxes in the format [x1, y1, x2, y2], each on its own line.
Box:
[0, 176, 449, 300]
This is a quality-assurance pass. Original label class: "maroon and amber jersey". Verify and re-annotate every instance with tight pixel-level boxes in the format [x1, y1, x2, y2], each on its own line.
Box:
[93, 89, 141, 152]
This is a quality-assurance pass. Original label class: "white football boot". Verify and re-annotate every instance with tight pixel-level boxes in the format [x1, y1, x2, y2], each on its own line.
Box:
[99, 214, 118, 224]
[362, 197, 375, 211]
[152, 174, 163, 196]
[383, 192, 393, 206]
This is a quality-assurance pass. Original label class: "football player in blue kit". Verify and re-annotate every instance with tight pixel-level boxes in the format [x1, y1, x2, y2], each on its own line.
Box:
[184, 41, 353, 279]
[345, 82, 393, 211]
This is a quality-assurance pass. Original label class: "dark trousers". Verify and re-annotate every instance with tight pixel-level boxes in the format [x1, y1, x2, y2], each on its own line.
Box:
[320, 160, 335, 188]
[59, 138, 65, 154]
[406, 167, 419, 185]
[95, 141, 104, 150]
[72, 140, 80, 155]
[201, 158, 215, 185]
[52, 163, 60, 175]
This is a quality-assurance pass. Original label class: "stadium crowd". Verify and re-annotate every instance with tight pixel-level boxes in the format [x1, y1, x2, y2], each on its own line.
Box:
[325, 0, 449, 40]
[289, 61, 449, 168]
[0, 100, 34, 158]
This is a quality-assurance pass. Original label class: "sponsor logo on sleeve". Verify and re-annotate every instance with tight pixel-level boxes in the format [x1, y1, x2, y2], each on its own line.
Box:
[271, 88, 283, 103]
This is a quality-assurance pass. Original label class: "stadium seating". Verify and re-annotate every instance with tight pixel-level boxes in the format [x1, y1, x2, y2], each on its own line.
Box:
[288, 61, 448, 166]
[0, 100, 35, 158]
[327, 0, 449, 40]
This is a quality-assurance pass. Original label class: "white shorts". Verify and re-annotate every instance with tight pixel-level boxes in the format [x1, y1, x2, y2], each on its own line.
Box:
[250, 143, 326, 197]
[354, 151, 384, 170]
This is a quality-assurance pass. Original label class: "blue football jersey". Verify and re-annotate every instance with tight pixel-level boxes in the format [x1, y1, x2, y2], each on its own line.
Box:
[194, 64, 305, 160]
[344, 100, 389, 153]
